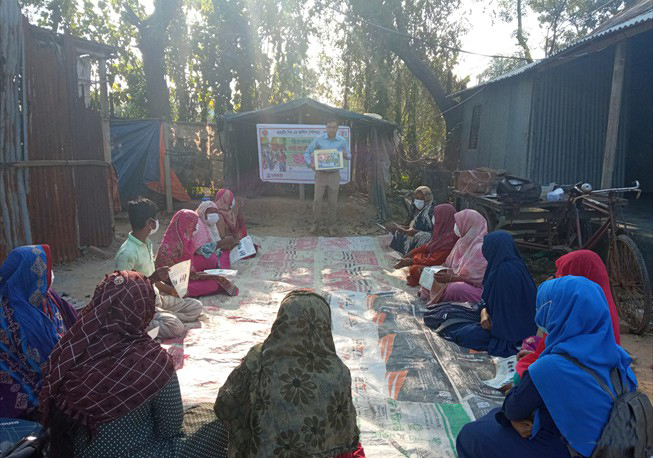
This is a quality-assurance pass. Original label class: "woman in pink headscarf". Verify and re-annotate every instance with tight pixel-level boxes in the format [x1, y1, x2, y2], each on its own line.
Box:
[155, 210, 239, 298]
[421, 209, 488, 306]
[214, 189, 247, 240]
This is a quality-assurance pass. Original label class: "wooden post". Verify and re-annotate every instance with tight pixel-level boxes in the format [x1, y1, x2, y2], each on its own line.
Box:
[298, 108, 306, 201]
[601, 41, 627, 189]
[98, 58, 114, 225]
[163, 123, 173, 214]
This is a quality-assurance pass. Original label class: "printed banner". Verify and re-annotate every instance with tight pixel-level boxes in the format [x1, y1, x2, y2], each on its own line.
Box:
[256, 124, 351, 184]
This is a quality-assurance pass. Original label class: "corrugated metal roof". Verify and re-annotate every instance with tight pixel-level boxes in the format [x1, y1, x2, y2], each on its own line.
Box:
[452, 2, 653, 97]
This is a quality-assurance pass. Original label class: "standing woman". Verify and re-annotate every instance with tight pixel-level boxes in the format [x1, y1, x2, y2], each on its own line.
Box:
[389, 186, 436, 255]
[435, 231, 537, 357]
[0, 245, 76, 419]
[156, 210, 238, 298]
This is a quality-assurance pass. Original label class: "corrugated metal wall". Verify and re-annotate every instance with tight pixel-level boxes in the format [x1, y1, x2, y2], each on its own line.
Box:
[528, 46, 627, 187]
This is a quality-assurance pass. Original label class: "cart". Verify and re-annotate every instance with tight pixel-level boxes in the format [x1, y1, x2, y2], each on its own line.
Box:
[452, 182, 651, 335]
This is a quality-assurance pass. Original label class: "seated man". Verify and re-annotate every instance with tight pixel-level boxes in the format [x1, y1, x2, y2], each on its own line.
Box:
[115, 197, 202, 339]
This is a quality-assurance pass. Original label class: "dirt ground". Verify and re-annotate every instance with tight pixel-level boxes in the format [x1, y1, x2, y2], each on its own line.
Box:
[53, 194, 653, 398]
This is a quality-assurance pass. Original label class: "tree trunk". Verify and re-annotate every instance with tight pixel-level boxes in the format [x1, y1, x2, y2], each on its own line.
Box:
[516, 0, 533, 63]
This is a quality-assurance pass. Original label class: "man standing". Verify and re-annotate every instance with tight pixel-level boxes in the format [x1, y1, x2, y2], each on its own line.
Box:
[304, 119, 351, 235]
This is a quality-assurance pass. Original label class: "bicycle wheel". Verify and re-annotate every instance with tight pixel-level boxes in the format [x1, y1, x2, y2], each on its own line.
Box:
[608, 234, 652, 335]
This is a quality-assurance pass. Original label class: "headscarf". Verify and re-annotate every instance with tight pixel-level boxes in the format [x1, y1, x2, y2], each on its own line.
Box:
[195, 201, 222, 250]
[215, 291, 360, 458]
[414, 186, 433, 204]
[481, 231, 537, 353]
[214, 189, 239, 234]
[0, 245, 66, 417]
[40, 271, 175, 435]
[424, 204, 458, 255]
[529, 276, 637, 457]
[555, 250, 620, 344]
[155, 209, 199, 268]
[445, 209, 488, 285]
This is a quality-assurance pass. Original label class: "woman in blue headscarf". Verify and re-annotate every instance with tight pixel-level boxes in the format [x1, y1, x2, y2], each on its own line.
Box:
[437, 231, 537, 357]
[0, 245, 77, 419]
[456, 276, 638, 458]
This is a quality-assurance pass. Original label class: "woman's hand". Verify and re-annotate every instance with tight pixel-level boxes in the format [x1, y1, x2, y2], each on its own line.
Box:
[517, 349, 534, 361]
[511, 419, 533, 439]
[394, 258, 413, 269]
[218, 236, 238, 251]
[434, 269, 455, 284]
[480, 308, 492, 330]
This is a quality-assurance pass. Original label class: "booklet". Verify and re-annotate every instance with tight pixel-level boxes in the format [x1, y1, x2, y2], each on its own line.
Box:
[229, 235, 256, 264]
[481, 355, 518, 390]
[203, 269, 238, 277]
[169, 259, 191, 298]
[418, 265, 449, 290]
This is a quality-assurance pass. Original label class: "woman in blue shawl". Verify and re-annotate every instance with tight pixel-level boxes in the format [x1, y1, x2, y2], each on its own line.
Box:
[456, 276, 638, 458]
[439, 231, 537, 357]
[0, 245, 77, 419]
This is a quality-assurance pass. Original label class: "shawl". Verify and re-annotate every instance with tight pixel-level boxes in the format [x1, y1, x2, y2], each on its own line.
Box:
[215, 291, 360, 458]
[195, 201, 222, 251]
[529, 277, 637, 457]
[214, 189, 239, 234]
[481, 231, 537, 351]
[555, 250, 621, 344]
[155, 209, 199, 269]
[40, 271, 175, 435]
[0, 245, 66, 417]
[424, 204, 458, 255]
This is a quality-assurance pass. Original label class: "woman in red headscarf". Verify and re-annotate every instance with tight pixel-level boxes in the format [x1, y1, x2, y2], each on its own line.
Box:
[155, 210, 238, 298]
[515, 250, 621, 382]
[395, 204, 459, 287]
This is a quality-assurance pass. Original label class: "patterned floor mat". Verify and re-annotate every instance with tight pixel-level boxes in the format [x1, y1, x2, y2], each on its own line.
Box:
[162, 236, 504, 456]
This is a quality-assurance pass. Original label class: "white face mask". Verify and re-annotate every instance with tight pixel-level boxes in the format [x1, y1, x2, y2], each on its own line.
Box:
[206, 213, 219, 225]
[50, 271, 55, 287]
[454, 224, 461, 237]
[230, 198, 236, 209]
[414, 199, 425, 210]
[431, 215, 435, 226]
[149, 219, 160, 235]
[193, 223, 199, 236]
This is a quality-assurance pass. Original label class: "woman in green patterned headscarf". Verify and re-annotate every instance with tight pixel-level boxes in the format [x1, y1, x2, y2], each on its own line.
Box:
[214, 290, 362, 458]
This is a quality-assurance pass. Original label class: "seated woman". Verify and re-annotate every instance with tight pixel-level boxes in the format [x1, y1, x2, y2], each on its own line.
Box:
[436, 231, 537, 357]
[515, 249, 622, 383]
[214, 189, 247, 240]
[0, 245, 77, 419]
[214, 290, 365, 457]
[194, 200, 239, 272]
[40, 271, 229, 458]
[395, 203, 458, 287]
[389, 186, 436, 255]
[156, 210, 238, 298]
[456, 276, 638, 458]
[422, 209, 488, 305]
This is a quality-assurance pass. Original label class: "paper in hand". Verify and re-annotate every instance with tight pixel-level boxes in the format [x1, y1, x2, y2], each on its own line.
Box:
[229, 235, 256, 264]
[169, 260, 191, 298]
[481, 356, 517, 389]
[419, 265, 449, 290]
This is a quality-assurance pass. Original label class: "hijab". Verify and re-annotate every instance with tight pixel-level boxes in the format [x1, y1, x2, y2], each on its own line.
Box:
[481, 231, 537, 353]
[40, 271, 175, 435]
[195, 201, 222, 250]
[0, 245, 66, 417]
[424, 204, 458, 255]
[414, 186, 433, 204]
[215, 291, 360, 458]
[529, 276, 637, 457]
[445, 209, 488, 285]
[555, 250, 620, 344]
[214, 189, 239, 234]
[155, 209, 199, 268]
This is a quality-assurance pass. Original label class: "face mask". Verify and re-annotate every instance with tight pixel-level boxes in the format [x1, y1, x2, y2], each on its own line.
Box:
[193, 223, 199, 236]
[454, 224, 461, 237]
[538, 326, 549, 335]
[230, 198, 236, 209]
[50, 271, 55, 287]
[431, 215, 435, 226]
[414, 199, 425, 210]
[206, 213, 219, 225]
[149, 219, 159, 235]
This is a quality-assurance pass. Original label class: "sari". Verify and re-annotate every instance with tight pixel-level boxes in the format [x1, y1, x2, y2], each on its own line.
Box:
[0, 245, 75, 419]
[439, 231, 537, 357]
[155, 210, 238, 297]
[214, 189, 246, 239]
[194, 201, 230, 270]
[515, 249, 621, 379]
[423, 209, 488, 305]
[406, 204, 458, 287]
[390, 186, 436, 255]
[529, 277, 637, 457]
[214, 291, 363, 458]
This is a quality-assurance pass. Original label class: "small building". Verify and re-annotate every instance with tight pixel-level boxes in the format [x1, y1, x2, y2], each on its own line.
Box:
[1, 0, 115, 262]
[218, 98, 398, 219]
[449, 0, 652, 192]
